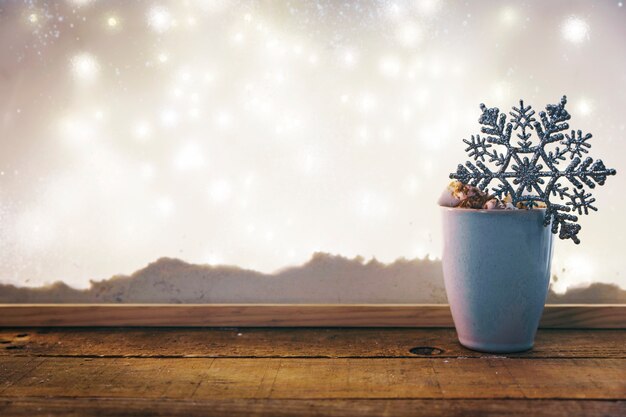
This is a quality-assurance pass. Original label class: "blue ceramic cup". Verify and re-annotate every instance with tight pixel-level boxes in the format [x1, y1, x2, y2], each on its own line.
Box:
[441, 207, 554, 353]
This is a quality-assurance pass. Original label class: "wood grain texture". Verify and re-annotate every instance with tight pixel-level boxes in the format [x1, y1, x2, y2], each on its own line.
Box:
[0, 328, 624, 416]
[0, 356, 625, 399]
[1, 398, 624, 417]
[0, 304, 624, 328]
[1, 328, 624, 358]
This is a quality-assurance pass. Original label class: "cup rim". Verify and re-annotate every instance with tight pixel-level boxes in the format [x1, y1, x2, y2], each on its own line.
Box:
[439, 206, 547, 214]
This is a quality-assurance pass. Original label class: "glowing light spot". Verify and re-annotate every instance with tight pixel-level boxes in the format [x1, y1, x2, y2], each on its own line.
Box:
[70, 53, 99, 82]
[342, 49, 358, 67]
[174, 142, 205, 171]
[204, 252, 223, 265]
[561, 16, 589, 43]
[379, 56, 402, 78]
[356, 126, 369, 145]
[147, 6, 172, 33]
[233, 32, 244, 43]
[209, 179, 232, 203]
[132, 121, 151, 141]
[107, 16, 118, 27]
[157, 52, 169, 63]
[28, 13, 38, 23]
[413, 244, 428, 260]
[160, 109, 179, 127]
[215, 111, 232, 128]
[203, 71, 215, 83]
[171, 88, 183, 98]
[179, 70, 191, 83]
[385, 2, 403, 19]
[500, 7, 518, 25]
[577, 98, 593, 116]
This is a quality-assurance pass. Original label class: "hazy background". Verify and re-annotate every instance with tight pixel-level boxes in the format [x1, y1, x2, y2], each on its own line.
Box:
[0, 0, 624, 295]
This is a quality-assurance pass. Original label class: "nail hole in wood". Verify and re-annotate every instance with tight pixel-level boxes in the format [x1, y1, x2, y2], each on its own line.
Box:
[409, 346, 443, 355]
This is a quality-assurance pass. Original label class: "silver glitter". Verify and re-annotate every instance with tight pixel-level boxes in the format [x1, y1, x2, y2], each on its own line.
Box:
[450, 96, 616, 244]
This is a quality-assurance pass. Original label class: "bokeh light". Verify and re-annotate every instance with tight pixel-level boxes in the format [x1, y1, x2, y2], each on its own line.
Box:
[0, 1, 624, 295]
[561, 16, 590, 44]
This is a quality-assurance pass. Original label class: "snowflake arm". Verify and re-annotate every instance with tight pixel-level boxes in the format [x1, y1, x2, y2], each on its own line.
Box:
[547, 145, 568, 164]
[509, 100, 536, 150]
[484, 146, 507, 166]
[549, 181, 571, 200]
[533, 95, 570, 145]
[549, 204, 582, 243]
[478, 103, 513, 146]
[567, 189, 597, 215]
[564, 157, 616, 189]
[462, 135, 491, 161]
[561, 130, 592, 158]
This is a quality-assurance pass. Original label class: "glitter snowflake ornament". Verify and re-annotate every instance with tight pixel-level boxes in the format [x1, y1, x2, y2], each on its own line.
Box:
[451, 96, 616, 244]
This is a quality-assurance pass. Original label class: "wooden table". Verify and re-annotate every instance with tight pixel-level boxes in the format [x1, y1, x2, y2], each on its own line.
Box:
[0, 328, 624, 416]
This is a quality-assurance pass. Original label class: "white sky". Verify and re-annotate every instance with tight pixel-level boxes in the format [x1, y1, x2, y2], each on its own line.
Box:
[0, 0, 624, 293]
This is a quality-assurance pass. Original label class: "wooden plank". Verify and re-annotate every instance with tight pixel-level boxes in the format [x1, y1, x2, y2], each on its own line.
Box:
[1, 398, 623, 417]
[0, 357, 624, 399]
[541, 305, 626, 328]
[1, 328, 624, 359]
[0, 304, 623, 328]
[0, 356, 44, 391]
[0, 304, 451, 327]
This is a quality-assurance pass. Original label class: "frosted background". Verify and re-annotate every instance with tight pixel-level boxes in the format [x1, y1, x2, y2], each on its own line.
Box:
[0, 0, 624, 294]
